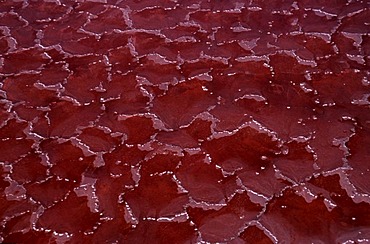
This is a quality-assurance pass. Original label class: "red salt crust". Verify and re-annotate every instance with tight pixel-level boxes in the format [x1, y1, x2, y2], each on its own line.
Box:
[0, 0, 369, 243]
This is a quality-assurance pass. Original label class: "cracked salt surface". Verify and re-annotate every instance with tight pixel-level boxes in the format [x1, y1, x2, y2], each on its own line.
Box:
[0, 0, 369, 243]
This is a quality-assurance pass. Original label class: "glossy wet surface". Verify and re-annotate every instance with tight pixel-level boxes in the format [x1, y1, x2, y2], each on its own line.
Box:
[0, 0, 369, 243]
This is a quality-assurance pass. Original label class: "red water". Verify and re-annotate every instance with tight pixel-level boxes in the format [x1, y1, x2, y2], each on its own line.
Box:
[0, 0, 369, 243]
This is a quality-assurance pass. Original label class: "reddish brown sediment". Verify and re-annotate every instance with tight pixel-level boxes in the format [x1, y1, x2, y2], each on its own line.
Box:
[0, 0, 369, 243]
